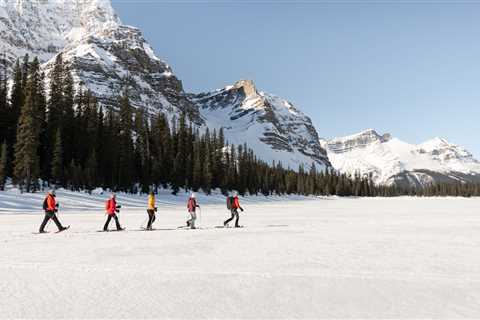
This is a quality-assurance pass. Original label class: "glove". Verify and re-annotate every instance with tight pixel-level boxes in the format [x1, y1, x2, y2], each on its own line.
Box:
[115, 209, 120, 213]
[55, 203, 60, 208]
[154, 207, 158, 212]
[240, 208, 244, 212]
[116, 205, 122, 209]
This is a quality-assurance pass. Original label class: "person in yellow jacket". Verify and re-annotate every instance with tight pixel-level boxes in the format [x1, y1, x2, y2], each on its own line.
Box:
[146, 191, 157, 230]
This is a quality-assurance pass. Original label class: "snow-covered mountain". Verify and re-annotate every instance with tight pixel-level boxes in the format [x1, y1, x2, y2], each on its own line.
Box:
[320, 129, 480, 187]
[0, 0, 330, 170]
[0, 0, 201, 120]
[191, 80, 330, 170]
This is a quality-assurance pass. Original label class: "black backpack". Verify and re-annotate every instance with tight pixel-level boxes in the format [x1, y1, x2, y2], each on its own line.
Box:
[42, 197, 48, 211]
[226, 196, 234, 209]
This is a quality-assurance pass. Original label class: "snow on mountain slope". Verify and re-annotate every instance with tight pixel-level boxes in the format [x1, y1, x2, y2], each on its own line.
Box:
[191, 80, 330, 170]
[0, 0, 331, 168]
[0, 0, 201, 122]
[0, 0, 119, 64]
[321, 129, 480, 187]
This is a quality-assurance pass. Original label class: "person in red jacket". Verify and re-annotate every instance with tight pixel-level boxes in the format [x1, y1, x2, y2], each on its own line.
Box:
[103, 193, 124, 231]
[186, 192, 200, 229]
[39, 190, 68, 233]
[224, 191, 244, 228]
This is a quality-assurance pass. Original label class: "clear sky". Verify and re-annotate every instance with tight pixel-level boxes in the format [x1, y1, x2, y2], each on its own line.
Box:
[112, 0, 480, 157]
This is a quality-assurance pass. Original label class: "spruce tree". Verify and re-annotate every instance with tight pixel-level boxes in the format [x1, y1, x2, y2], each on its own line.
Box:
[51, 128, 63, 185]
[203, 140, 212, 194]
[0, 141, 7, 190]
[192, 138, 202, 191]
[0, 54, 8, 147]
[13, 76, 40, 192]
[62, 65, 75, 165]
[117, 90, 134, 191]
[47, 54, 64, 156]
[84, 150, 97, 191]
[7, 59, 24, 175]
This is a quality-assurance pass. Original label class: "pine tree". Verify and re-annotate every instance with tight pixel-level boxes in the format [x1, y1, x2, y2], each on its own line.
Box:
[84, 150, 97, 191]
[61, 64, 75, 165]
[117, 89, 134, 191]
[0, 141, 7, 190]
[174, 113, 188, 188]
[0, 53, 8, 148]
[192, 138, 202, 191]
[203, 140, 212, 194]
[133, 106, 151, 192]
[7, 59, 24, 176]
[21, 54, 29, 90]
[13, 76, 40, 192]
[51, 128, 63, 185]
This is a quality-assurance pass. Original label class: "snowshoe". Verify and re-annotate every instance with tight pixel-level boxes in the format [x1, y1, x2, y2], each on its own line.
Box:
[56, 226, 70, 233]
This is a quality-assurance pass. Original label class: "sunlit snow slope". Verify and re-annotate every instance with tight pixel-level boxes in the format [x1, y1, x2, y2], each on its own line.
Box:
[0, 0, 329, 170]
[321, 129, 480, 187]
[192, 80, 330, 170]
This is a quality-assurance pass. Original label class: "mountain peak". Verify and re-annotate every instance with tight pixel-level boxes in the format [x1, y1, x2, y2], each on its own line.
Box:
[419, 137, 453, 152]
[0, 0, 120, 66]
[326, 129, 391, 153]
[233, 79, 258, 97]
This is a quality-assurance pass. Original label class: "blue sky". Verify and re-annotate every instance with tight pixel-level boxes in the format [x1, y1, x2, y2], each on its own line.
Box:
[112, 1, 480, 157]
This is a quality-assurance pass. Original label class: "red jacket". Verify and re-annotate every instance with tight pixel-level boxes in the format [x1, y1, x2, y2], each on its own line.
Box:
[187, 198, 197, 212]
[46, 194, 56, 211]
[106, 198, 117, 215]
[232, 196, 241, 209]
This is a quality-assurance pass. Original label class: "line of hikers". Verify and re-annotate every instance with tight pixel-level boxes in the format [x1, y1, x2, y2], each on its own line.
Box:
[38, 190, 244, 233]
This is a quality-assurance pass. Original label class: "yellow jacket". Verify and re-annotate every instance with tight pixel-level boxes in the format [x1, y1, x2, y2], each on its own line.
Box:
[148, 194, 155, 210]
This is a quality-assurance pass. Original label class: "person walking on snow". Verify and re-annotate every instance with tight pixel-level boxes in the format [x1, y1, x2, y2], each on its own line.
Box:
[39, 190, 68, 233]
[186, 192, 200, 229]
[146, 191, 157, 230]
[103, 193, 124, 231]
[224, 191, 244, 228]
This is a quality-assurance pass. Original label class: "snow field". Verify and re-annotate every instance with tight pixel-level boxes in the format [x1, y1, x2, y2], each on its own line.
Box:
[1, 192, 480, 318]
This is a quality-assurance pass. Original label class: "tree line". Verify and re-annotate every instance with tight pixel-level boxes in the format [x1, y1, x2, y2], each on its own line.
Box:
[0, 54, 479, 197]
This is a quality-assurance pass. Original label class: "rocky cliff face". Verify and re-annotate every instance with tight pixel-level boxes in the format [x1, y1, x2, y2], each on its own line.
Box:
[0, 0, 201, 122]
[321, 129, 480, 187]
[0, 0, 119, 64]
[191, 80, 330, 170]
[324, 129, 392, 153]
[0, 0, 328, 169]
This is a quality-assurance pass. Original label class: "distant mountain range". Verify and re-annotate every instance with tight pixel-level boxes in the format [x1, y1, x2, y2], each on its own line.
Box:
[320, 129, 480, 187]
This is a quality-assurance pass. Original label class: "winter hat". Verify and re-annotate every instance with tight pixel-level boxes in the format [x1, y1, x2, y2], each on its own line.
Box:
[191, 192, 196, 198]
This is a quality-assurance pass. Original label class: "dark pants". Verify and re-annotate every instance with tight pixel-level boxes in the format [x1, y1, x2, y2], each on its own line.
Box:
[39, 211, 63, 232]
[224, 208, 240, 227]
[147, 209, 156, 229]
[104, 214, 122, 231]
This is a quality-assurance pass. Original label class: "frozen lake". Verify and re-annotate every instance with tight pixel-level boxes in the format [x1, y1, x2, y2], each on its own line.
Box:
[1, 192, 480, 318]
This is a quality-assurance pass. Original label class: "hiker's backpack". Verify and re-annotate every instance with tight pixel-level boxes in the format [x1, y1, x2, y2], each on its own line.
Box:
[42, 198, 48, 211]
[226, 196, 234, 210]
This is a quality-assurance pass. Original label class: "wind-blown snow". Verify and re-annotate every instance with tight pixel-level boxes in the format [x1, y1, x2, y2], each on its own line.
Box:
[1, 189, 480, 318]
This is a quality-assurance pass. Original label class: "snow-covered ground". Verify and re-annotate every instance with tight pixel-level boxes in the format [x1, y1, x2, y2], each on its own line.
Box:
[1, 189, 480, 318]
